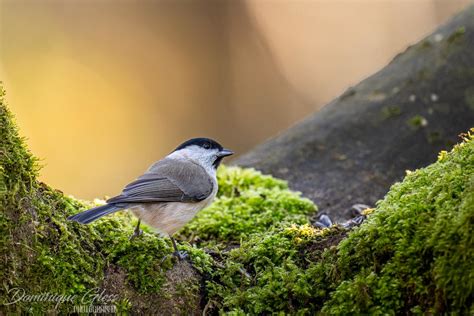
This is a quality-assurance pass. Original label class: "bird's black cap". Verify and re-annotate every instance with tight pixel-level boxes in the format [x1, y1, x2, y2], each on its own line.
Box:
[174, 137, 224, 152]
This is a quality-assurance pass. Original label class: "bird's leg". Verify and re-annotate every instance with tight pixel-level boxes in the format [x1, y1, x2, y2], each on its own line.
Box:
[170, 236, 188, 261]
[129, 219, 143, 240]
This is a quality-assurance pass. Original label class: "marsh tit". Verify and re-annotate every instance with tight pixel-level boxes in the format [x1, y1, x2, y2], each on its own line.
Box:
[68, 138, 233, 259]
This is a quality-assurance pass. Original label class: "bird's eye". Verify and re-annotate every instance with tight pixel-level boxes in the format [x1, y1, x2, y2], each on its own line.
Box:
[203, 142, 211, 149]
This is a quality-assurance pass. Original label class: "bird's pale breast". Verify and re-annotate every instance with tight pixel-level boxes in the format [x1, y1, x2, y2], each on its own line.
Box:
[130, 180, 217, 236]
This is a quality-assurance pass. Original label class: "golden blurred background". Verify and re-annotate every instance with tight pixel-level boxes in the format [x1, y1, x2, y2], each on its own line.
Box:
[0, 0, 471, 199]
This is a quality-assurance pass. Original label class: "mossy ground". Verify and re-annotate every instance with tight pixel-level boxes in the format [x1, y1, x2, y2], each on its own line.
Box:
[1, 83, 473, 314]
[201, 130, 474, 315]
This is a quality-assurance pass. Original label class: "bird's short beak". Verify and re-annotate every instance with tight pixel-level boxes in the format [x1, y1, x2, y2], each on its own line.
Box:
[218, 149, 234, 157]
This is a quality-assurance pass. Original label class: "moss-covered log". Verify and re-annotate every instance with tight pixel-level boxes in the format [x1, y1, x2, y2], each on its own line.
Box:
[234, 5, 474, 221]
[1, 83, 473, 313]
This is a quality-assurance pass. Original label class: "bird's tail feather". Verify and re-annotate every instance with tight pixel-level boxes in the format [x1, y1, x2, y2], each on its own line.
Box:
[67, 204, 121, 224]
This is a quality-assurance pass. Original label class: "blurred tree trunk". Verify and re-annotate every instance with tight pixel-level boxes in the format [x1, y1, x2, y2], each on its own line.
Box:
[234, 5, 474, 221]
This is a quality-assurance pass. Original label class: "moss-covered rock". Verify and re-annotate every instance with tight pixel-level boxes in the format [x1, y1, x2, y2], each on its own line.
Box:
[203, 129, 474, 314]
[323, 135, 474, 314]
[1, 82, 473, 314]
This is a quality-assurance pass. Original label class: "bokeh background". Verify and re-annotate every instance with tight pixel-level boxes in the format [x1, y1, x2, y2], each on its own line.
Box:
[0, 0, 471, 199]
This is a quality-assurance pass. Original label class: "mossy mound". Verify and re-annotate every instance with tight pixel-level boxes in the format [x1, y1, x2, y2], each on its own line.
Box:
[1, 82, 473, 314]
[323, 136, 474, 314]
[204, 130, 474, 314]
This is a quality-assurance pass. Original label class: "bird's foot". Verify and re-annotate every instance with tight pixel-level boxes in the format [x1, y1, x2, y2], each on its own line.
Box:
[173, 250, 189, 261]
[169, 236, 189, 261]
[159, 250, 189, 267]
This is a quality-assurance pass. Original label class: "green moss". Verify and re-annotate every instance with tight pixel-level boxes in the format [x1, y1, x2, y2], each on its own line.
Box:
[323, 129, 474, 314]
[381, 105, 401, 119]
[205, 225, 345, 313]
[203, 129, 474, 314]
[407, 115, 428, 129]
[447, 26, 466, 44]
[419, 39, 433, 50]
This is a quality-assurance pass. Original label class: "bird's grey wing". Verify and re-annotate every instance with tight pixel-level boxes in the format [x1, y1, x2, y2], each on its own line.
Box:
[106, 158, 213, 204]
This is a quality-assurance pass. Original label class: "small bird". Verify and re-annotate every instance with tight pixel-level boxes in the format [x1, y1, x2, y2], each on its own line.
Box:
[68, 138, 233, 259]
